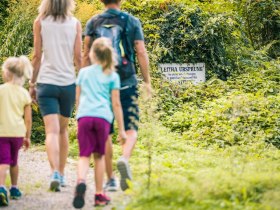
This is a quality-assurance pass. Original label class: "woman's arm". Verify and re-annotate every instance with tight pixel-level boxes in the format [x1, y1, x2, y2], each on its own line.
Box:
[76, 86, 81, 110]
[74, 21, 82, 71]
[30, 18, 42, 101]
[112, 89, 127, 143]
[24, 104, 32, 150]
[31, 18, 42, 84]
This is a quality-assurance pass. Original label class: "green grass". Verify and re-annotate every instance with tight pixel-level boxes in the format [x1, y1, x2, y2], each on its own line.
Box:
[68, 111, 280, 210]
[125, 122, 280, 210]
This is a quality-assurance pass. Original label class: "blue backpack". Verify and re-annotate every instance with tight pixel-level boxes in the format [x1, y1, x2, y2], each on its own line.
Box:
[93, 12, 136, 80]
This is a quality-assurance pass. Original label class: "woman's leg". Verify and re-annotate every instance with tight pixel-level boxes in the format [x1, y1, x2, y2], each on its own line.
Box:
[59, 116, 69, 176]
[44, 114, 60, 172]
[94, 153, 105, 194]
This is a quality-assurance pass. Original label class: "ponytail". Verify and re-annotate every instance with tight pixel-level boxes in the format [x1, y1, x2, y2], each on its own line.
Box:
[90, 38, 116, 73]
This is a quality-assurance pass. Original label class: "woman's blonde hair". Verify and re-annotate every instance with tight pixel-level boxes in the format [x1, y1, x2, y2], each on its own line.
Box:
[90, 38, 117, 73]
[39, 0, 75, 20]
[2, 56, 33, 86]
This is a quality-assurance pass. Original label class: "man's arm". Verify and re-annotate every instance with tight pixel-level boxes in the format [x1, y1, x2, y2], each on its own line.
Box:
[135, 40, 152, 97]
[82, 36, 93, 68]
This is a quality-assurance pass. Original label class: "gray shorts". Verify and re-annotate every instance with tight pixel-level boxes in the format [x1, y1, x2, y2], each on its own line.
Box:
[37, 83, 76, 118]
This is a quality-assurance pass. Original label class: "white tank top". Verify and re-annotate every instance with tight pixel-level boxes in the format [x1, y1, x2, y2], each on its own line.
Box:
[37, 16, 77, 86]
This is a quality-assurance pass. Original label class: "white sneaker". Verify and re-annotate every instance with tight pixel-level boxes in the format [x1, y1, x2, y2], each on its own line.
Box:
[117, 157, 132, 191]
[60, 175, 67, 187]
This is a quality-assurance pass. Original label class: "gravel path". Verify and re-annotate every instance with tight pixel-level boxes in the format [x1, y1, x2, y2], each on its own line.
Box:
[5, 148, 128, 210]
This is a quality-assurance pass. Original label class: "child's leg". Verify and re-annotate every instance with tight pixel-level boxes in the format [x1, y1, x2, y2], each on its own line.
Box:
[94, 153, 105, 194]
[10, 166, 18, 187]
[0, 138, 14, 187]
[9, 137, 24, 188]
[0, 165, 9, 186]
[77, 157, 90, 182]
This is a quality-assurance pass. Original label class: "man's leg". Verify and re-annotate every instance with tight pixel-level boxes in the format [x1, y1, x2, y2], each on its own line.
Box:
[122, 130, 138, 160]
[105, 135, 114, 180]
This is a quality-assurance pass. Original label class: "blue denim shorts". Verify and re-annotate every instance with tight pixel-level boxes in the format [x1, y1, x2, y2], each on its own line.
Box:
[37, 83, 76, 118]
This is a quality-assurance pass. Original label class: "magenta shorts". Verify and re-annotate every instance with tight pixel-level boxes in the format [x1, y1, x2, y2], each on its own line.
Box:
[0, 137, 23, 166]
[78, 117, 110, 157]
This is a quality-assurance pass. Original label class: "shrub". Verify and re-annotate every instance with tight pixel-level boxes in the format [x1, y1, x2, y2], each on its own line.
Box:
[161, 58, 280, 148]
[122, 0, 245, 80]
[235, 0, 280, 58]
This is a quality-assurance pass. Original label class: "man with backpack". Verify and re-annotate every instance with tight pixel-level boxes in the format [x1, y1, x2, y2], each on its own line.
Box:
[82, 0, 151, 191]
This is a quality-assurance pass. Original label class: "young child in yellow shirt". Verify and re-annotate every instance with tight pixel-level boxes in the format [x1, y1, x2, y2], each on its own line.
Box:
[0, 56, 32, 207]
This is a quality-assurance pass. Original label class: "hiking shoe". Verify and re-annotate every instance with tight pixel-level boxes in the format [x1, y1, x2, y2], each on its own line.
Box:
[10, 187, 22, 200]
[73, 182, 87, 209]
[117, 157, 132, 191]
[0, 187, 8, 207]
[94, 194, 110, 207]
[50, 171, 61, 192]
[104, 178, 118, 192]
[60, 175, 67, 187]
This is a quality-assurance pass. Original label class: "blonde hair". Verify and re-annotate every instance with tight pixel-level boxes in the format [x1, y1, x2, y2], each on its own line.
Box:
[90, 38, 117, 73]
[2, 56, 33, 86]
[39, 0, 75, 20]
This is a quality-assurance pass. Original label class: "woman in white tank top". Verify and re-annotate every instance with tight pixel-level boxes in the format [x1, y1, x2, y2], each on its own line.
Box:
[29, 0, 82, 192]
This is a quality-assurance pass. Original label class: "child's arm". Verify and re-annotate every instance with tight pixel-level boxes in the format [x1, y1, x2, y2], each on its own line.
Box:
[112, 90, 127, 144]
[76, 86, 81, 110]
[24, 104, 32, 151]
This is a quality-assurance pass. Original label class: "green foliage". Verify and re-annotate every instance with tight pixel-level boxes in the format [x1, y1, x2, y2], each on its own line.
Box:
[0, 0, 9, 27]
[129, 132, 280, 209]
[0, 0, 38, 63]
[235, 0, 280, 58]
[159, 57, 280, 148]
[125, 99, 280, 210]
[122, 0, 245, 80]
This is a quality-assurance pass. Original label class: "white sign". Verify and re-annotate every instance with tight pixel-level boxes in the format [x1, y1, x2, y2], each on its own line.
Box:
[159, 63, 206, 84]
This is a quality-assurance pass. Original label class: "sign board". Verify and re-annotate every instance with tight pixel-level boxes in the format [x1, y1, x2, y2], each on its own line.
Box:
[159, 63, 206, 84]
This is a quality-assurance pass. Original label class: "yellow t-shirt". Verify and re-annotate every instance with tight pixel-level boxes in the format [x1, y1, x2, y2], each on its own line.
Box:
[0, 83, 32, 137]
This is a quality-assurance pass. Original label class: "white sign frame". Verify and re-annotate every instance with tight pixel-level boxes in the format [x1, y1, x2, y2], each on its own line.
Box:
[159, 63, 206, 85]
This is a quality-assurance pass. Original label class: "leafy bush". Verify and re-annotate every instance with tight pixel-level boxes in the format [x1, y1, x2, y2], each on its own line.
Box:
[122, 0, 245, 80]
[235, 0, 280, 58]
[160, 57, 280, 148]
[0, 0, 9, 27]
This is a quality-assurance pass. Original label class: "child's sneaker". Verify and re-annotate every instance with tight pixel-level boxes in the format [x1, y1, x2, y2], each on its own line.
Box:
[10, 187, 22, 200]
[73, 182, 86, 209]
[104, 178, 118, 192]
[94, 194, 110, 207]
[50, 171, 61, 192]
[0, 187, 8, 207]
[117, 156, 132, 191]
[60, 175, 67, 187]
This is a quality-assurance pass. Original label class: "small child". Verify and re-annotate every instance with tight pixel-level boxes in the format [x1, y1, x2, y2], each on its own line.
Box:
[0, 56, 32, 206]
[73, 38, 127, 208]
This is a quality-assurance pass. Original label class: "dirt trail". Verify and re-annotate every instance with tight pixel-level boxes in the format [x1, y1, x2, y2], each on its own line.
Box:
[5, 148, 128, 210]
